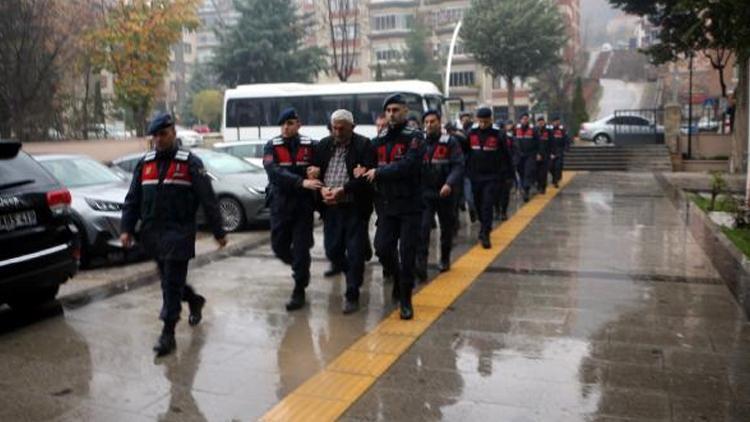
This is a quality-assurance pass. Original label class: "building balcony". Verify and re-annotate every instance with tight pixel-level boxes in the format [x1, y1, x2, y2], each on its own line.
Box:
[368, 0, 418, 10]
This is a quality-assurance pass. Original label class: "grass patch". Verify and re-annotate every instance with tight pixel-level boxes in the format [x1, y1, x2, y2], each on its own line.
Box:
[691, 194, 736, 213]
[722, 227, 750, 258]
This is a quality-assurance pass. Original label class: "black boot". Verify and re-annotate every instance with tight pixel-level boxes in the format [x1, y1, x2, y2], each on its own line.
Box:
[439, 247, 451, 272]
[480, 232, 491, 249]
[188, 295, 206, 326]
[285, 288, 306, 311]
[153, 322, 177, 357]
[523, 189, 530, 202]
[399, 288, 413, 320]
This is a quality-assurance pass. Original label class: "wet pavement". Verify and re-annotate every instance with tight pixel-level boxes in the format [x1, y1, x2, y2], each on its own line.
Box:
[1, 172, 749, 421]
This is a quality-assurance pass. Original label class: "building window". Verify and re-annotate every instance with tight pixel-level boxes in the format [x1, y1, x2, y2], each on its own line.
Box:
[450, 71, 475, 87]
[375, 49, 401, 62]
[372, 14, 413, 32]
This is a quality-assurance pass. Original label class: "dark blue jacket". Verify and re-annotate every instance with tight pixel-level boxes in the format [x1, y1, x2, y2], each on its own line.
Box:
[371, 123, 425, 215]
[421, 132, 464, 198]
[263, 134, 317, 217]
[513, 123, 540, 157]
[121, 147, 225, 260]
[464, 125, 513, 182]
[550, 124, 571, 156]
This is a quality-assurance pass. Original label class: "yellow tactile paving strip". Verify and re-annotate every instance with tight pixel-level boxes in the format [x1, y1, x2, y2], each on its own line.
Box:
[260, 172, 577, 422]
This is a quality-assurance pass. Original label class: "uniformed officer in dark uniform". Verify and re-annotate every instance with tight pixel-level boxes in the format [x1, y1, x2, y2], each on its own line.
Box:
[534, 116, 551, 194]
[121, 112, 227, 357]
[465, 107, 513, 249]
[549, 116, 570, 188]
[512, 113, 540, 202]
[263, 108, 321, 311]
[307, 109, 375, 314]
[415, 110, 464, 280]
[495, 119, 517, 221]
[363, 93, 425, 320]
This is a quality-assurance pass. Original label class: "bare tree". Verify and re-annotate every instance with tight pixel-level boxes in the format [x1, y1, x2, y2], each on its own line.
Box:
[0, 0, 91, 141]
[703, 48, 733, 98]
[323, 0, 360, 82]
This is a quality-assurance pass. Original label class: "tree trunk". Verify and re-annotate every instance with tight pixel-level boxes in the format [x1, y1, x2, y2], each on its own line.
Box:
[82, 69, 91, 140]
[732, 57, 748, 174]
[507, 76, 516, 122]
[134, 104, 147, 137]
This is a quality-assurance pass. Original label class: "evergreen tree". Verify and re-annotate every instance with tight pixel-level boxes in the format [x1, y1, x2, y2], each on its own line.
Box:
[212, 0, 326, 86]
[399, 19, 441, 87]
[462, 0, 566, 121]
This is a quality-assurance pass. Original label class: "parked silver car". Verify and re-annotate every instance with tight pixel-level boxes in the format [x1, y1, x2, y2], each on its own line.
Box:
[111, 149, 269, 232]
[579, 114, 664, 145]
[212, 140, 266, 167]
[35, 154, 133, 267]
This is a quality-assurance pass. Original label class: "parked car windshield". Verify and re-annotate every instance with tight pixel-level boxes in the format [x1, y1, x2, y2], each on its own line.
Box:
[194, 150, 262, 175]
[40, 157, 122, 188]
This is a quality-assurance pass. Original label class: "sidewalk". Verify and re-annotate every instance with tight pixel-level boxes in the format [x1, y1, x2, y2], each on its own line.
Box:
[59, 230, 270, 306]
[308, 172, 749, 421]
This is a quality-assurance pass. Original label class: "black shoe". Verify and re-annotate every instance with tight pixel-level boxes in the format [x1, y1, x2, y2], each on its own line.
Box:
[399, 291, 413, 320]
[469, 209, 477, 223]
[153, 331, 176, 357]
[324, 266, 343, 277]
[523, 190, 530, 202]
[480, 234, 491, 249]
[188, 295, 206, 326]
[438, 256, 450, 273]
[501, 212, 509, 221]
[342, 299, 359, 314]
[285, 290, 306, 311]
[553, 182, 560, 188]
[540, 188, 547, 195]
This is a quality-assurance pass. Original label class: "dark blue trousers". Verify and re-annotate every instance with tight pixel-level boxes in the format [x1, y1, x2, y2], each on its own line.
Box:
[374, 213, 420, 296]
[471, 179, 500, 237]
[158, 259, 198, 323]
[418, 195, 457, 263]
[550, 154, 564, 184]
[517, 155, 536, 193]
[323, 206, 368, 301]
[271, 210, 314, 291]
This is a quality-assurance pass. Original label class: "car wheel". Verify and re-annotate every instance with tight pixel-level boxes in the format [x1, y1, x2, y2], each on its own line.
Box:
[593, 133, 611, 145]
[219, 197, 245, 232]
[8, 285, 60, 310]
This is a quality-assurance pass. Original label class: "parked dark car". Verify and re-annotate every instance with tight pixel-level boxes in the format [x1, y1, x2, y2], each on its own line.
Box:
[0, 141, 78, 309]
[35, 154, 135, 267]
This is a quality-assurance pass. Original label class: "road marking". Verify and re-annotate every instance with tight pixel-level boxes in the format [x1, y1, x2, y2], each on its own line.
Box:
[260, 172, 577, 421]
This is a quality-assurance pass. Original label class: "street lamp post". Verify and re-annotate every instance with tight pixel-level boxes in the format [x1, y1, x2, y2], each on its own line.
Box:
[687, 52, 694, 159]
[444, 20, 462, 98]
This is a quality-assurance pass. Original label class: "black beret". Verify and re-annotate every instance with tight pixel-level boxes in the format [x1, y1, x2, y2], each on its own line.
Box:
[551, 115, 561, 121]
[383, 93, 407, 110]
[537, 116, 546, 121]
[277, 107, 299, 125]
[520, 112, 530, 118]
[422, 109, 441, 121]
[147, 112, 175, 135]
[459, 111, 472, 118]
[475, 107, 492, 118]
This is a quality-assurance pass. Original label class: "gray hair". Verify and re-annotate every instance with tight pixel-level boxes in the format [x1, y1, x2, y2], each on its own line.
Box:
[330, 109, 354, 125]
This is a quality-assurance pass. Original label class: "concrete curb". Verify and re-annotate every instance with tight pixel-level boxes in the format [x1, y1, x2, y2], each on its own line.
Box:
[59, 235, 271, 309]
[655, 173, 750, 319]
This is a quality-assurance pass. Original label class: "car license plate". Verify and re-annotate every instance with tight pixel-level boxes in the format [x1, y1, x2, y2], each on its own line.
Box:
[0, 210, 37, 232]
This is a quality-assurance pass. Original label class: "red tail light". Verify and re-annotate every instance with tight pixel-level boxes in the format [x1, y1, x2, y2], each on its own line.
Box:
[47, 189, 72, 216]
